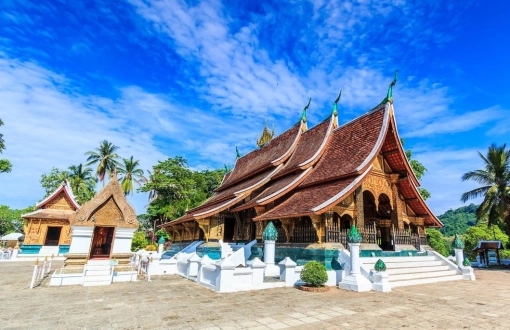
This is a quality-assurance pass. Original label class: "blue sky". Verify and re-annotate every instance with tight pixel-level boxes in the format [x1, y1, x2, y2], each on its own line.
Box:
[0, 0, 509, 216]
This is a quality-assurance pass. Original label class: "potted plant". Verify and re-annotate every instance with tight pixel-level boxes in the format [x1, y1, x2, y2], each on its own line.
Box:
[299, 261, 330, 292]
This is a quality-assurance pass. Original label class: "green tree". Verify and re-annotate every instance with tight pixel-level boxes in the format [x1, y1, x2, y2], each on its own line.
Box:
[0, 119, 12, 173]
[85, 140, 120, 186]
[0, 205, 35, 235]
[40, 168, 69, 196]
[402, 139, 430, 200]
[463, 223, 509, 260]
[461, 144, 510, 237]
[67, 164, 97, 205]
[131, 231, 148, 251]
[426, 228, 450, 257]
[139, 157, 224, 227]
[438, 203, 478, 237]
[118, 156, 144, 196]
[40, 166, 96, 205]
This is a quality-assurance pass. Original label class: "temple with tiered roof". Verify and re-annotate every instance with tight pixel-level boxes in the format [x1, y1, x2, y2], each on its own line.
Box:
[162, 73, 442, 255]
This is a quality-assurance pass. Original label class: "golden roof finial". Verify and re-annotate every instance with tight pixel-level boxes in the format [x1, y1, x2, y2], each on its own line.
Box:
[256, 120, 274, 148]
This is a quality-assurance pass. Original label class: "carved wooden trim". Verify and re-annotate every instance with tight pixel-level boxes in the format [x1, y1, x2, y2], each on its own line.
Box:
[310, 214, 323, 243]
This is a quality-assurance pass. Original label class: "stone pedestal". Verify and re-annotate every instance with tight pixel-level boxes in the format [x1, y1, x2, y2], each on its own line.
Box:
[338, 243, 372, 292]
[373, 271, 391, 292]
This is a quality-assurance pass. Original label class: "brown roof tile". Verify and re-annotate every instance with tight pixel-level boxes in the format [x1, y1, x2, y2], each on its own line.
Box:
[254, 174, 363, 221]
[301, 104, 387, 187]
[277, 117, 332, 177]
[218, 123, 301, 189]
[397, 178, 443, 227]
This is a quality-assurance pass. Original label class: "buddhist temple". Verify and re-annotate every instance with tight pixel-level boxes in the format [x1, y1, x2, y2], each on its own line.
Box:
[162, 73, 443, 257]
[21, 173, 138, 267]
[21, 180, 78, 256]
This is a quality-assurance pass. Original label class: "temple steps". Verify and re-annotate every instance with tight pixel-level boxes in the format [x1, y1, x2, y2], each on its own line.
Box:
[361, 255, 463, 288]
[38, 246, 60, 257]
[82, 260, 113, 286]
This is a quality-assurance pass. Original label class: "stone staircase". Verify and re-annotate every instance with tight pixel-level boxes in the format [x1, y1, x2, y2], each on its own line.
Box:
[361, 255, 463, 288]
[38, 246, 60, 257]
[82, 260, 113, 286]
[219, 241, 233, 258]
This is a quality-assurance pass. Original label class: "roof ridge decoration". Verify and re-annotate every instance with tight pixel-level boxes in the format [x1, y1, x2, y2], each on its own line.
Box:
[385, 70, 398, 104]
[301, 98, 311, 132]
[236, 146, 241, 159]
[332, 90, 341, 128]
[256, 120, 275, 148]
[36, 179, 80, 210]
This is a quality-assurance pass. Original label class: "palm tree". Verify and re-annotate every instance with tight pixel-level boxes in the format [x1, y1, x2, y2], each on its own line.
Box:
[85, 140, 120, 186]
[118, 156, 145, 195]
[68, 164, 96, 193]
[461, 144, 510, 236]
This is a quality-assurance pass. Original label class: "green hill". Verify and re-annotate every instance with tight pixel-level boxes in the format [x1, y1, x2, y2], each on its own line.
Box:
[437, 203, 478, 237]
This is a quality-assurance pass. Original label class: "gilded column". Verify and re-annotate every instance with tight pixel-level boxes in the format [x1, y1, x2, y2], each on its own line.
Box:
[354, 187, 364, 228]
[390, 174, 403, 230]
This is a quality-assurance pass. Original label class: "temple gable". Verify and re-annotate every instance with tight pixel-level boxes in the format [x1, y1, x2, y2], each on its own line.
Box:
[44, 192, 75, 211]
[88, 197, 123, 226]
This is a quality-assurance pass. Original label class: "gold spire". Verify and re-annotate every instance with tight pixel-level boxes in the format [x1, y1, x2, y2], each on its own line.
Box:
[256, 121, 274, 148]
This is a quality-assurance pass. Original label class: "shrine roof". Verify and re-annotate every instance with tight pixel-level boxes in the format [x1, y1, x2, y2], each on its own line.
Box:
[301, 104, 388, 187]
[218, 122, 301, 190]
[22, 209, 75, 220]
[381, 116, 420, 186]
[397, 177, 443, 227]
[254, 169, 369, 221]
[169, 196, 243, 225]
[230, 168, 311, 212]
[35, 180, 80, 210]
[276, 117, 333, 177]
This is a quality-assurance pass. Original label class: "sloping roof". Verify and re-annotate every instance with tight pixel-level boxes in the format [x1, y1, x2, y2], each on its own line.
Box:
[35, 180, 80, 210]
[397, 177, 443, 227]
[219, 123, 301, 189]
[22, 209, 75, 220]
[254, 170, 369, 221]
[69, 174, 138, 228]
[276, 116, 333, 178]
[300, 104, 388, 187]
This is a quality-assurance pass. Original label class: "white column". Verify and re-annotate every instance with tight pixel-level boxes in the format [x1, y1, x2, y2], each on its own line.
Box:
[338, 243, 372, 292]
[278, 257, 297, 287]
[263, 240, 279, 276]
[68, 226, 94, 254]
[454, 248, 463, 269]
[158, 244, 164, 254]
[251, 258, 266, 289]
[112, 228, 136, 254]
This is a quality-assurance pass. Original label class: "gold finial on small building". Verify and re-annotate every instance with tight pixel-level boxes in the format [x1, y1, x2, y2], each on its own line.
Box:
[256, 121, 275, 148]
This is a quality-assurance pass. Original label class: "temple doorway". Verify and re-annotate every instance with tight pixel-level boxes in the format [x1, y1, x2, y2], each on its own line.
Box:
[89, 226, 115, 258]
[44, 227, 62, 246]
[223, 217, 235, 242]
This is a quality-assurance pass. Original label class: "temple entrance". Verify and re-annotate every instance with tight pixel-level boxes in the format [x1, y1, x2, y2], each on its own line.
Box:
[223, 217, 235, 242]
[89, 226, 115, 258]
[44, 227, 62, 246]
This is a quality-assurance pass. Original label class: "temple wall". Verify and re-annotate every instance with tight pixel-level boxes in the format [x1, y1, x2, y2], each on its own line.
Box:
[112, 228, 136, 254]
[68, 226, 94, 254]
[23, 218, 71, 245]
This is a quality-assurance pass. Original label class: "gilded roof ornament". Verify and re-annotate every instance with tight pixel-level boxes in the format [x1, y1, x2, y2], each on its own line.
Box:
[256, 121, 275, 148]
[301, 98, 311, 132]
[332, 90, 341, 128]
[384, 70, 398, 104]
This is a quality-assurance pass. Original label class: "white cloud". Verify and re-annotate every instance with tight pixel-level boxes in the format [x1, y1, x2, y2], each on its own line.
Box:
[416, 148, 484, 215]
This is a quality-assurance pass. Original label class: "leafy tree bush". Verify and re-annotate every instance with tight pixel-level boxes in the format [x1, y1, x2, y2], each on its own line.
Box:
[131, 231, 148, 251]
[463, 223, 509, 260]
[155, 229, 171, 241]
[426, 229, 450, 257]
[300, 261, 328, 287]
[499, 250, 510, 260]
[0, 205, 35, 236]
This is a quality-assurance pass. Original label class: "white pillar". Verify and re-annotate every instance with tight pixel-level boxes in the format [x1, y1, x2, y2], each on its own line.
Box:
[112, 228, 136, 254]
[263, 240, 279, 276]
[338, 243, 372, 292]
[158, 244, 164, 254]
[278, 257, 297, 287]
[251, 258, 266, 289]
[454, 248, 464, 269]
[68, 226, 94, 254]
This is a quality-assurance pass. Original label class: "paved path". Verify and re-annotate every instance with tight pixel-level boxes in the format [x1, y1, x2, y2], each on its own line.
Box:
[1, 261, 509, 329]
